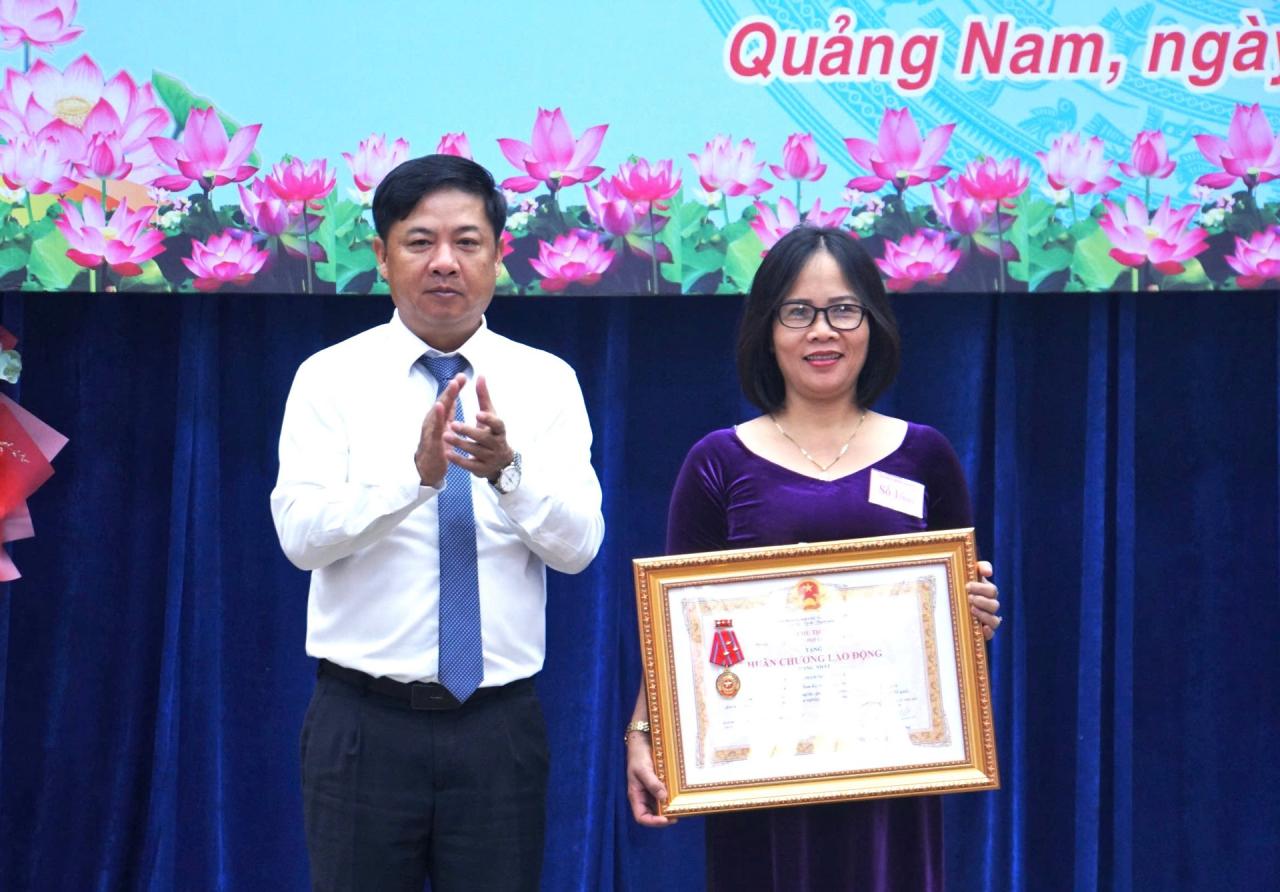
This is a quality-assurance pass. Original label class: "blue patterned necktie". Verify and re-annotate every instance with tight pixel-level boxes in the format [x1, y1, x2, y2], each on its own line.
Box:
[418, 353, 483, 702]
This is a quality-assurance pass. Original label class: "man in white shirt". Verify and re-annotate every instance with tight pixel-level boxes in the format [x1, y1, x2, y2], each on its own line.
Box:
[270, 154, 604, 891]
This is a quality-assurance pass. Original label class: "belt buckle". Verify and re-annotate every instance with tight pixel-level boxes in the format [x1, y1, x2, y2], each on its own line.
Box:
[410, 682, 460, 710]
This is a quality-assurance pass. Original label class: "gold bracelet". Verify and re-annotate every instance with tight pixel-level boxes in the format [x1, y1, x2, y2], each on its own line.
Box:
[624, 720, 650, 744]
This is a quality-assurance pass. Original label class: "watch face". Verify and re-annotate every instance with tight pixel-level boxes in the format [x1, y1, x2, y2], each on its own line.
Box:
[491, 453, 522, 493]
[496, 458, 521, 493]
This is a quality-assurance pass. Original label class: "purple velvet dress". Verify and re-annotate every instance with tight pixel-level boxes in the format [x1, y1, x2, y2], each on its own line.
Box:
[665, 423, 973, 892]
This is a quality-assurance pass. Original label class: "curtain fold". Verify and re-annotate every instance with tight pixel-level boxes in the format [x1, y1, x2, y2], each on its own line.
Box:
[1074, 298, 1110, 888]
[1, 291, 1278, 891]
[1110, 296, 1136, 892]
[140, 294, 201, 887]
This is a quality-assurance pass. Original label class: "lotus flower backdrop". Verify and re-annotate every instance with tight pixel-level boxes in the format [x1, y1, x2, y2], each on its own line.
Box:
[0, 0, 1275, 295]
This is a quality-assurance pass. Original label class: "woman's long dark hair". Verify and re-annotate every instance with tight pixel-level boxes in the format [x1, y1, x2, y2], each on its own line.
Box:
[736, 227, 900, 413]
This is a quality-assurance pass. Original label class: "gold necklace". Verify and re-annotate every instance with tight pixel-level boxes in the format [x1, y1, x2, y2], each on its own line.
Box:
[771, 411, 867, 473]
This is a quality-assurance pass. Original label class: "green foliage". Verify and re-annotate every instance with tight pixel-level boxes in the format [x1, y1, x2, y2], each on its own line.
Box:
[665, 244, 723, 292]
[313, 195, 378, 291]
[117, 259, 168, 291]
[657, 189, 727, 291]
[1069, 226, 1124, 291]
[27, 229, 84, 290]
[1161, 258, 1209, 290]
[722, 229, 764, 292]
[0, 201, 20, 241]
[0, 243, 29, 278]
[1004, 194, 1072, 290]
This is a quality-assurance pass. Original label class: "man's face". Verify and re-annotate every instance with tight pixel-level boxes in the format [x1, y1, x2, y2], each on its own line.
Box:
[373, 188, 502, 350]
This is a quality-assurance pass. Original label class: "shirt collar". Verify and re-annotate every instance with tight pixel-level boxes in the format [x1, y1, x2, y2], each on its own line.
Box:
[386, 310, 497, 374]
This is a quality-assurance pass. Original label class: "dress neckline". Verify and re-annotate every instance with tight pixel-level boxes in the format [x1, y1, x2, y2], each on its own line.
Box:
[729, 421, 911, 483]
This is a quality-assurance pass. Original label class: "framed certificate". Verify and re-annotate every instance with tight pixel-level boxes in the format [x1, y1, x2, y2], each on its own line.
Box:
[632, 528, 998, 817]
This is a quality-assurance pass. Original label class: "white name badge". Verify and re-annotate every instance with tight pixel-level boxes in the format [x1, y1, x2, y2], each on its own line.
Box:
[867, 469, 925, 519]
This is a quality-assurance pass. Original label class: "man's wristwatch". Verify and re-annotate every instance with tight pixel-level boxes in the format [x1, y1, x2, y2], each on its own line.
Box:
[490, 450, 522, 495]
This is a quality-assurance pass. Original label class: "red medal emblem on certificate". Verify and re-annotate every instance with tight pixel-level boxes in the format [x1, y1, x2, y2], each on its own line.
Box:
[709, 618, 744, 698]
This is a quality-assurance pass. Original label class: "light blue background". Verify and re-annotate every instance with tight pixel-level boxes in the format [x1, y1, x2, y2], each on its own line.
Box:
[17, 0, 1276, 210]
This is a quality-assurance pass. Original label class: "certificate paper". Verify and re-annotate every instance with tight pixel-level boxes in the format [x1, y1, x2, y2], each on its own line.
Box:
[633, 529, 998, 816]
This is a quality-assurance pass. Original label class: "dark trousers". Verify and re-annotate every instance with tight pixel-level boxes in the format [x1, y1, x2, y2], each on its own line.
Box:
[300, 666, 550, 892]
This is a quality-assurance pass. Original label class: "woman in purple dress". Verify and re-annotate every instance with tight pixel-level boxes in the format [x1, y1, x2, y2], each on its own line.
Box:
[625, 227, 1002, 890]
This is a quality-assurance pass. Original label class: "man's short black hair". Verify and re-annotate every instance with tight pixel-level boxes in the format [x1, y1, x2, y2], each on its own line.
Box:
[736, 226, 901, 413]
[371, 154, 508, 242]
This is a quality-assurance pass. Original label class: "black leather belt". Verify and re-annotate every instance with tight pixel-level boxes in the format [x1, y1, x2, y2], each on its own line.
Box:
[318, 659, 531, 711]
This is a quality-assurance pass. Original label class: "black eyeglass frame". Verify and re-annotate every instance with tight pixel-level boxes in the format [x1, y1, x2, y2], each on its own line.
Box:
[774, 301, 867, 331]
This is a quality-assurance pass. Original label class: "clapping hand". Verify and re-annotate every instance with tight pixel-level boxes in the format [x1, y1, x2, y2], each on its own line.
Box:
[443, 375, 516, 482]
[415, 374, 466, 488]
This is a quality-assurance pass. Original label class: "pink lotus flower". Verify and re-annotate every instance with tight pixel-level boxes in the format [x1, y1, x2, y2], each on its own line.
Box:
[436, 132, 472, 159]
[749, 198, 798, 250]
[238, 178, 323, 263]
[0, 129, 77, 192]
[238, 177, 310, 237]
[54, 195, 164, 276]
[958, 157, 1028, 206]
[1036, 133, 1120, 195]
[342, 133, 409, 193]
[182, 229, 269, 291]
[930, 178, 985, 236]
[930, 178, 1016, 260]
[750, 196, 850, 252]
[0, 55, 171, 183]
[1098, 195, 1208, 275]
[802, 197, 852, 230]
[79, 128, 129, 179]
[689, 135, 772, 197]
[844, 108, 953, 193]
[876, 229, 961, 291]
[1119, 130, 1176, 180]
[584, 177, 642, 237]
[150, 106, 259, 192]
[1224, 226, 1280, 288]
[498, 107, 607, 193]
[1194, 103, 1280, 191]
[769, 132, 826, 182]
[500, 230, 513, 260]
[528, 229, 615, 291]
[611, 157, 681, 210]
[265, 157, 335, 209]
[0, 0, 82, 51]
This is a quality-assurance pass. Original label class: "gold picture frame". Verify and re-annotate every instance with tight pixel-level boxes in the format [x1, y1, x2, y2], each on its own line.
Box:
[632, 528, 998, 817]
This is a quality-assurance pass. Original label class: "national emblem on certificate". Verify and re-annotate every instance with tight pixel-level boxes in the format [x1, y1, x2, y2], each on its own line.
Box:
[633, 529, 998, 817]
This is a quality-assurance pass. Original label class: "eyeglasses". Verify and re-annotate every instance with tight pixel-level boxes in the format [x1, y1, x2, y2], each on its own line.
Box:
[775, 302, 866, 331]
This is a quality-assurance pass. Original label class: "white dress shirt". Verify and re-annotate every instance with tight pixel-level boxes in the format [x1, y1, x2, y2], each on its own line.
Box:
[270, 311, 604, 684]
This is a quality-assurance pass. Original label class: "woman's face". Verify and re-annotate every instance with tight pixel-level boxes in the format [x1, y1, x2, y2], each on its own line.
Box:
[770, 248, 870, 408]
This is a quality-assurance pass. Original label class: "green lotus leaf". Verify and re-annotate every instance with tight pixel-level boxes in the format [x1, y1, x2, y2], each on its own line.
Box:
[723, 229, 764, 292]
[1161, 258, 1209, 290]
[28, 228, 83, 290]
[1003, 196, 1071, 289]
[720, 219, 752, 244]
[1069, 225, 1124, 291]
[669, 244, 724, 291]
[314, 195, 378, 290]
[0, 243, 28, 277]
[116, 259, 167, 290]
[677, 201, 709, 238]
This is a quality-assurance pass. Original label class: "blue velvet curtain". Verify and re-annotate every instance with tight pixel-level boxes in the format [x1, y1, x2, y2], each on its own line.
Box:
[1, 290, 1277, 891]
